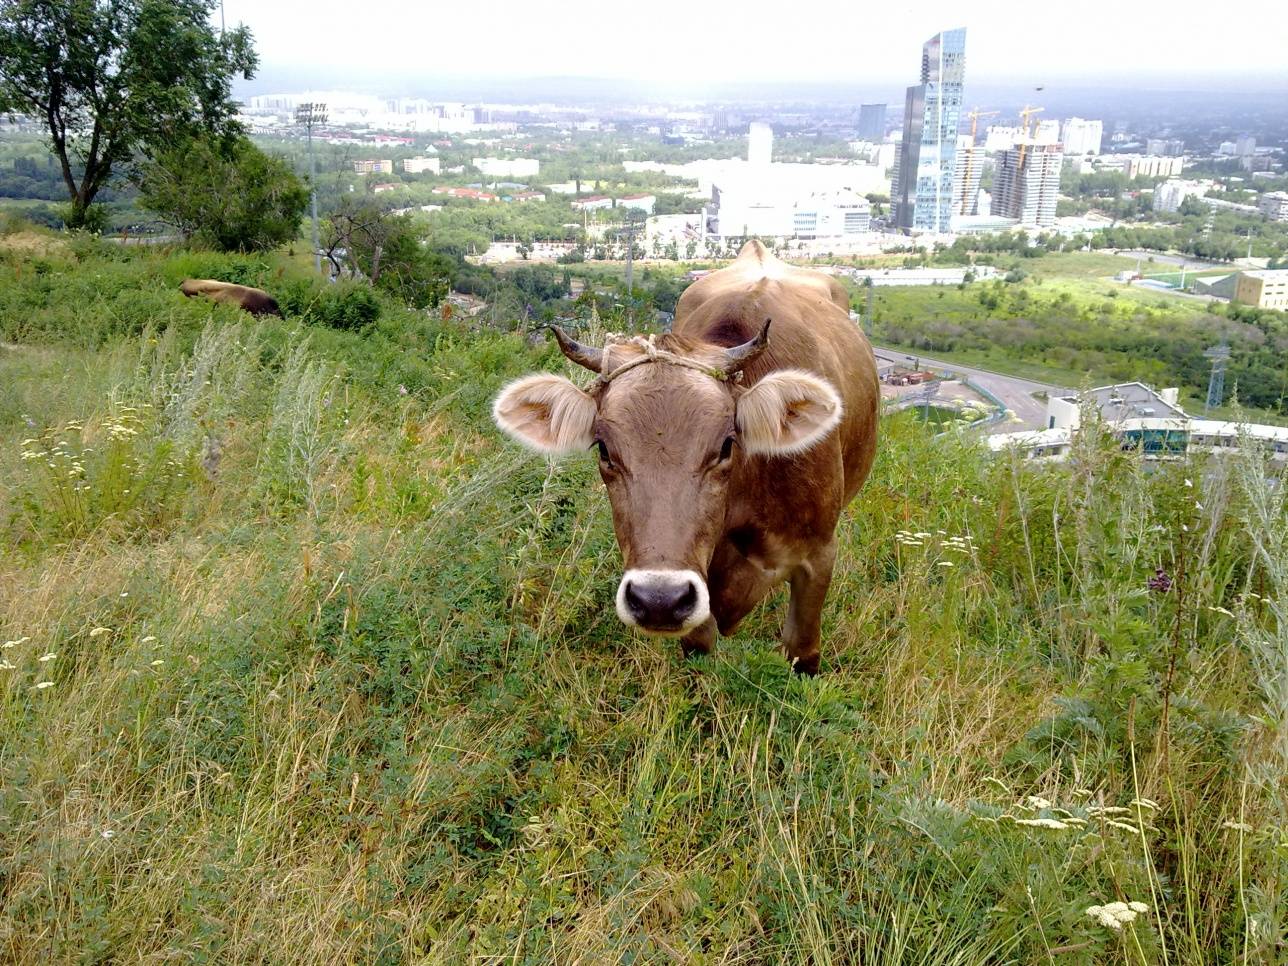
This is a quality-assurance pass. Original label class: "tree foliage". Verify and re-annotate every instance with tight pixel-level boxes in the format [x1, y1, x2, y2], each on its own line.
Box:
[322, 199, 455, 309]
[135, 135, 307, 251]
[0, 0, 256, 228]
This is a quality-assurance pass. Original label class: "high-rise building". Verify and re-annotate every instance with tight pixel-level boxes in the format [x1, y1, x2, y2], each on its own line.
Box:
[952, 134, 984, 215]
[1259, 191, 1288, 222]
[857, 103, 887, 141]
[992, 141, 1063, 228]
[1061, 118, 1103, 156]
[1236, 135, 1256, 158]
[891, 27, 966, 233]
[748, 122, 773, 166]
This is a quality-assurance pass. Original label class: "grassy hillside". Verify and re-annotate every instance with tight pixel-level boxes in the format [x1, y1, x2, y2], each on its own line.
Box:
[1, 234, 1286, 963]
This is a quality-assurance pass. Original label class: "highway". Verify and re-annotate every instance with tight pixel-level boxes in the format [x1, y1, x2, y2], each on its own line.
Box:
[872, 345, 1068, 433]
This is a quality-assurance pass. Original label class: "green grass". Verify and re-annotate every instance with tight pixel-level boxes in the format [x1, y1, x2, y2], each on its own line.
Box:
[1026, 251, 1142, 279]
[1, 235, 1286, 962]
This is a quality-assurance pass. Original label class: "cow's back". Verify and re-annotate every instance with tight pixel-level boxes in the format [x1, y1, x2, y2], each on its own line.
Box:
[673, 242, 879, 501]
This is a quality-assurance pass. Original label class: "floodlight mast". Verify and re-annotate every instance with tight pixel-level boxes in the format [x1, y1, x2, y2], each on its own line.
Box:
[295, 102, 328, 274]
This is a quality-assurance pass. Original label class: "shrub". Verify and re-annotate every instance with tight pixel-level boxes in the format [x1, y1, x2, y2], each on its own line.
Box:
[279, 279, 382, 331]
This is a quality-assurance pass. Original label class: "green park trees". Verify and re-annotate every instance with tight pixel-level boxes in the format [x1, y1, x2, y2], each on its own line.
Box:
[136, 136, 308, 251]
[0, 0, 256, 229]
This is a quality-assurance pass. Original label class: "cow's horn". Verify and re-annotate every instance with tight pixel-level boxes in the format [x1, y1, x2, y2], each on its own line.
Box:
[550, 326, 603, 373]
[721, 318, 771, 373]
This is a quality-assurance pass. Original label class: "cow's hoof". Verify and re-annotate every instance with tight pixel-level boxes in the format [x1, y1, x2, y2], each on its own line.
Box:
[788, 654, 820, 676]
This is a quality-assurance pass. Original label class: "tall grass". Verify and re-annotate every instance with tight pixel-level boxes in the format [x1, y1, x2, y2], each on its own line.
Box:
[0, 240, 1284, 963]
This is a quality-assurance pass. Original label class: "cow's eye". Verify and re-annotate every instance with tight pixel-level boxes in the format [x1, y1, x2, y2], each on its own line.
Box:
[595, 439, 613, 468]
[719, 435, 735, 462]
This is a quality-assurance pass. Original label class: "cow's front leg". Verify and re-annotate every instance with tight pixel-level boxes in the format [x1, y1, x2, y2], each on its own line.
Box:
[680, 616, 716, 658]
[782, 537, 837, 675]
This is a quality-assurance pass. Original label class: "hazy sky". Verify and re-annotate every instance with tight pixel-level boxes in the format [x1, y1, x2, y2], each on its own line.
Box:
[220, 0, 1288, 91]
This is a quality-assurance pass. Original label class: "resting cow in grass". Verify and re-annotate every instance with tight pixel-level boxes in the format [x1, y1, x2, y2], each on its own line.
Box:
[180, 278, 281, 317]
[493, 240, 879, 673]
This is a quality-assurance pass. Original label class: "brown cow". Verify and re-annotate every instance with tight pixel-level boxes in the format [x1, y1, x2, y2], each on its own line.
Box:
[180, 279, 281, 317]
[493, 240, 879, 673]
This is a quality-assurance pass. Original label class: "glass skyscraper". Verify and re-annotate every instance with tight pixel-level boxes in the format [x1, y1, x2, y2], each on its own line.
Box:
[892, 28, 966, 233]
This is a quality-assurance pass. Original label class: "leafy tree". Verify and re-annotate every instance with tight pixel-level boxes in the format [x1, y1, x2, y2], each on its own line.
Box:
[0, 0, 256, 229]
[136, 135, 307, 251]
[322, 199, 454, 309]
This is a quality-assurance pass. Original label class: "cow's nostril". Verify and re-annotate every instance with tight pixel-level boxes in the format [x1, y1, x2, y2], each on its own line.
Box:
[623, 576, 698, 627]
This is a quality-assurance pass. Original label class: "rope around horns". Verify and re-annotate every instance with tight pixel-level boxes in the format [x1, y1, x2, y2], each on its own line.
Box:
[595, 334, 731, 385]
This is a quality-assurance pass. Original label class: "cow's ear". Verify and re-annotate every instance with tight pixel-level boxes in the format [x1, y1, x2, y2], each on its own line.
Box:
[736, 370, 843, 456]
[493, 374, 597, 456]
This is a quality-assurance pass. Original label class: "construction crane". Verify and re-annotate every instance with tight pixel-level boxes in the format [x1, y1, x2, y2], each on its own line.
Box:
[960, 109, 999, 214]
[1015, 105, 1046, 176]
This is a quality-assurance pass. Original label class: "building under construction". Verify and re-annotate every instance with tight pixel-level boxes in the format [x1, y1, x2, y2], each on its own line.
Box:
[991, 140, 1063, 228]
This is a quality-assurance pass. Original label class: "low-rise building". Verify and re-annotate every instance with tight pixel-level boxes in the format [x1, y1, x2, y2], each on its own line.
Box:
[472, 157, 540, 178]
[572, 195, 613, 211]
[401, 157, 441, 175]
[1232, 269, 1288, 310]
[431, 186, 498, 202]
[1258, 191, 1288, 222]
[353, 159, 393, 175]
[617, 193, 657, 215]
[989, 382, 1288, 462]
[1153, 178, 1210, 213]
[371, 182, 400, 194]
[1095, 154, 1185, 179]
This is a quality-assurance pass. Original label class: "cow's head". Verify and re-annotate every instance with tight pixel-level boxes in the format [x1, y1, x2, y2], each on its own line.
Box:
[493, 324, 842, 636]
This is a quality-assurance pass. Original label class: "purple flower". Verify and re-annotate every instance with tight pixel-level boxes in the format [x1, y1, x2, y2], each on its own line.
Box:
[397, 384, 409, 396]
[1148, 568, 1172, 593]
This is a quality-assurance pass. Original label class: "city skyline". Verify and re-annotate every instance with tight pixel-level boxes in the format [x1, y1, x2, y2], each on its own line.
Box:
[218, 1, 1288, 93]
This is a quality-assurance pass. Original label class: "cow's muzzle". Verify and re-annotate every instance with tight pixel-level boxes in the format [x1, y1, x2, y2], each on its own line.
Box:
[615, 569, 710, 636]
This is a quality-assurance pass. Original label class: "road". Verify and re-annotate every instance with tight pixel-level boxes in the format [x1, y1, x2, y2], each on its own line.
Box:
[1112, 249, 1229, 272]
[872, 345, 1067, 433]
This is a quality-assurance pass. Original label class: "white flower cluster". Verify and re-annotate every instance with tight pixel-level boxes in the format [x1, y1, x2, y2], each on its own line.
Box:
[1085, 900, 1149, 930]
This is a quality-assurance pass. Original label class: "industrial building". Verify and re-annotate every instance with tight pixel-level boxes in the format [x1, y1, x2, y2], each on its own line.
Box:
[988, 382, 1288, 462]
[1232, 270, 1288, 310]
[891, 28, 967, 233]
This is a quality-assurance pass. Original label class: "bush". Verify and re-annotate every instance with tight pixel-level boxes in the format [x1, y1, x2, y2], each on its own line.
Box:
[136, 135, 308, 252]
[279, 279, 382, 330]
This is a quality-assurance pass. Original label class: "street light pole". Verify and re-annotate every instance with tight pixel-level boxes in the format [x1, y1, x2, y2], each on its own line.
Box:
[295, 102, 328, 274]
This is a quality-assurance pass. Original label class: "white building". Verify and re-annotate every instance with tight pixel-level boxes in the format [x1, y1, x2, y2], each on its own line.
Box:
[472, 157, 539, 178]
[1061, 117, 1103, 156]
[991, 141, 1063, 228]
[748, 122, 773, 166]
[984, 123, 1058, 152]
[706, 180, 871, 241]
[1153, 178, 1210, 213]
[571, 195, 613, 212]
[617, 193, 657, 215]
[1258, 191, 1288, 222]
[1096, 154, 1185, 179]
[401, 157, 441, 175]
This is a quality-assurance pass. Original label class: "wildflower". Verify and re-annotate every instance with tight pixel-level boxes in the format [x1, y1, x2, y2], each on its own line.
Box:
[1130, 798, 1159, 811]
[1086, 901, 1148, 929]
[1184, 478, 1193, 488]
[33, 681, 54, 690]
[119, 592, 129, 598]
[1207, 605, 1234, 618]
[38, 652, 56, 663]
[1147, 568, 1172, 593]
[936, 560, 954, 568]
[1014, 817, 1070, 830]
[100, 829, 116, 840]
[1026, 796, 1052, 809]
[140, 635, 157, 644]
[0, 660, 15, 670]
[150, 660, 164, 667]
[88, 627, 111, 638]
[1088, 806, 1131, 815]
[1105, 820, 1141, 834]
[1222, 821, 1253, 832]
[397, 384, 409, 396]
[3, 637, 29, 648]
